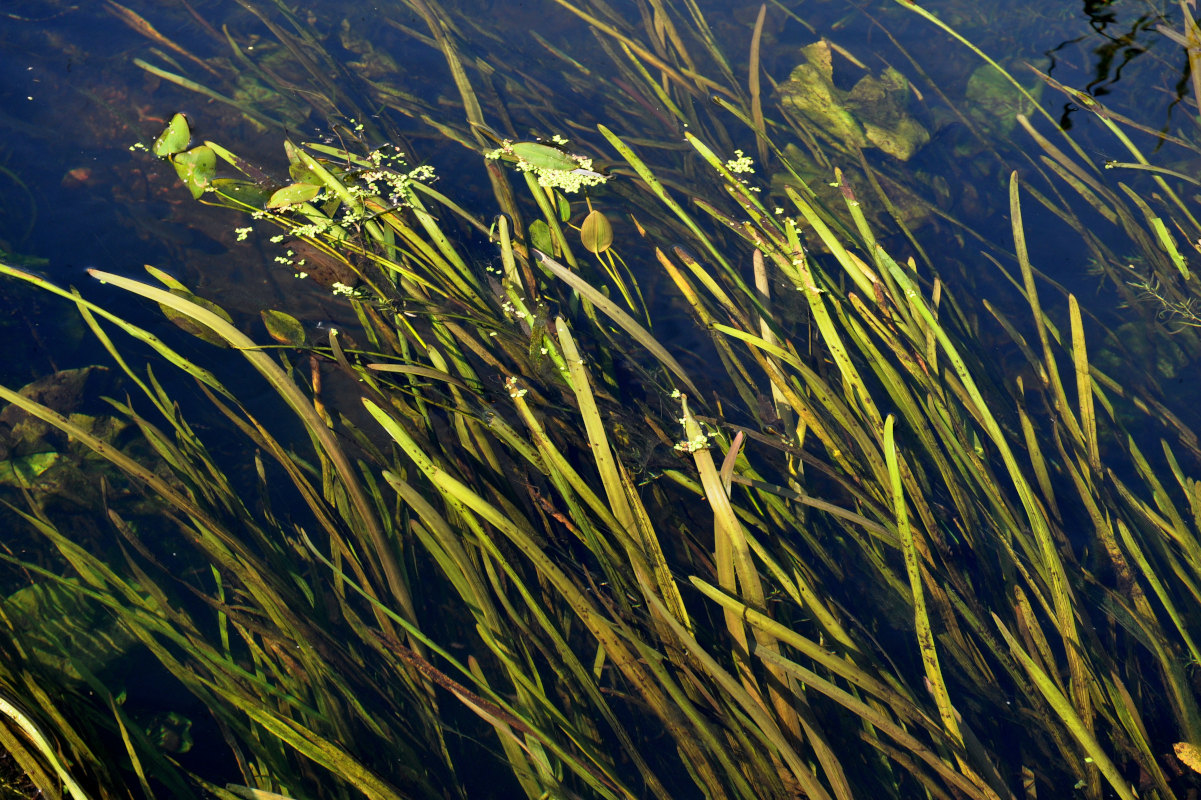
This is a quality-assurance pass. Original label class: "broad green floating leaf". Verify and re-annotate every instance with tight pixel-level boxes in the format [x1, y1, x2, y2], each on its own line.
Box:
[510, 141, 579, 172]
[172, 146, 216, 199]
[286, 142, 323, 184]
[580, 209, 613, 254]
[267, 183, 322, 209]
[288, 162, 322, 185]
[152, 112, 190, 158]
[261, 309, 307, 346]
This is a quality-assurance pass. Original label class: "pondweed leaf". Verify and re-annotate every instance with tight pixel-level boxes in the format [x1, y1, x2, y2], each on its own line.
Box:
[153, 112, 190, 157]
[580, 209, 613, 254]
[160, 288, 233, 346]
[205, 139, 271, 182]
[510, 141, 578, 171]
[267, 183, 321, 209]
[145, 264, 189, 291]
[210, 178, 273, 209]
[172, 146, 216, 199]
[288, 162, 322, 185]
[261, 309, 307, 346]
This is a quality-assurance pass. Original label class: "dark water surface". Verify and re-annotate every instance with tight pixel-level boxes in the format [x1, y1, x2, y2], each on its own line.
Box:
[0, 0, 1188, 412]
[0, 1, 1177, 298]
[0, 0, 1196, 795]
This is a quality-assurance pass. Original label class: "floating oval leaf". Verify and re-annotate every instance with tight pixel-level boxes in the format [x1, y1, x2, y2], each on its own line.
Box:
[580, 209, 613, 254]
[152, 112, 190, 158]
[261, 309, 307, 346]
[267, 183, 321, 209]
[510, 142, 578, 172]
[172, 145, 216, 199]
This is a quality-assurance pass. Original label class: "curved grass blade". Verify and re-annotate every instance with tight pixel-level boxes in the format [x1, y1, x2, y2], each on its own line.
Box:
[992, 614, 1136, 800]
[884, 416, 982, 791]
[84, 269, 415, 630]
[0, 692, 91, 800]
[534, 249, 699, 395]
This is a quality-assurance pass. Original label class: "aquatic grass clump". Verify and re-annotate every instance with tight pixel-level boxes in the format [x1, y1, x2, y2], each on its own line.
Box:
[5, 1, 1201, 798]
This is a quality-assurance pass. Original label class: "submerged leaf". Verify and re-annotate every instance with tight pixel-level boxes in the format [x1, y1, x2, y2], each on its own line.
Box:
[210, 178, 273, 209]
[1175, 742, 1201, 774]
[152, 112, 190, 157]
[159, 289, 233, 346]
[528, 219, 555, 256]
[3, 579, 138, 681]
[261, 309, 306, 346]
[965, 63, 1040, 138]
[144, 712, 193, 754]
[0, 451, 59, 486]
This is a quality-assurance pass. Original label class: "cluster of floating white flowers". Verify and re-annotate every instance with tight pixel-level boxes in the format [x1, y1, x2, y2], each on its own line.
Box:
[674, 431, 713, 454]
[723, 149, 761, 193]
[355, 146, 437, 208]
[725, 149, 754, 174]
[269, 222, 327, 241]
[669, 390, 717, 453]
[485, 137, 609, 194]
[504, 376, 528, 399]
[225, 141, 439, 298]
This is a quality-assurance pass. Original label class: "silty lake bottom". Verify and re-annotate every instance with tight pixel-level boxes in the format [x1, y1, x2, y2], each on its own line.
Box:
[1, 0, 1201, 798]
